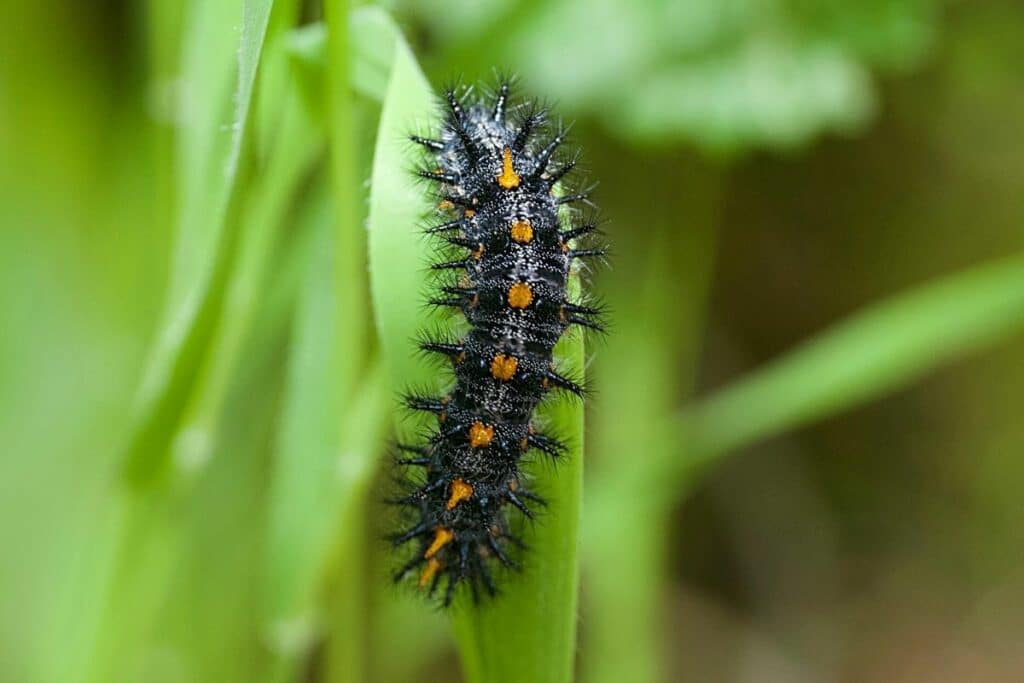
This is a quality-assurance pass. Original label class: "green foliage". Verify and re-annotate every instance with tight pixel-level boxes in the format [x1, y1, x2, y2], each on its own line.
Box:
[121, 0, 280, 487]
[402, 0, 943, 150]
[3, 2, 1023, 683]
[684, 253, 1024, 469]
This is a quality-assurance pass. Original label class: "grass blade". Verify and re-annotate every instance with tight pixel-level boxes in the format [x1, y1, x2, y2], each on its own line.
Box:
[581, 178, 723, 683]
[121, 0, 277, 487]
[676, 253, 1024, 487]
[170, 74, 321, 478]
[261, 184, 341, 669]
[365, 12, 438, 397]
[262, 181, 392, 679]
[283, 8, 403, 122]
[85, 2, 282, 679]
[261, 8, 417, 681]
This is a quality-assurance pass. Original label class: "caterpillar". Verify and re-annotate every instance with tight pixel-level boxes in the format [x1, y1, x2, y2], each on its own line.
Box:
[390, 78, 605, 606]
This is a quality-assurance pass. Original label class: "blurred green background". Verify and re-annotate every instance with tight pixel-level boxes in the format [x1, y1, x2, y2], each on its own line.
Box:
[2, 0, 1024, 682]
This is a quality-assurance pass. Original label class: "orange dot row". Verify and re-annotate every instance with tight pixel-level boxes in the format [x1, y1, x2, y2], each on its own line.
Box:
[418, 478, 475, 587]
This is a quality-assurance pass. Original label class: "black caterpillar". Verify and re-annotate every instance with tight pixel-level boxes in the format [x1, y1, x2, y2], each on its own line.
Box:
[390, 79, 604, 606]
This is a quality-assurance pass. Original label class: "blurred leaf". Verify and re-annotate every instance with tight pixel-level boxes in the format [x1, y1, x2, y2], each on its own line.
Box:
[261, 186, 341, 653]
[349, 8, 403, 101]
[258, 7, 418, 682]
[285, 23, 329, 118]
[365, 13, 440, 403]
[319, 366, 391, 683]
[121, 0, 277, 487]
[618, 40, 876, 149]
[675, 253, 1024, 490]
[170, 65, 321, 479]
[317, 4, 410, 681]
[261, 180, 392, 680]
[581, 170, 724, 683]
[324, 0, 372, 425]
[86, 2, 296, 680]
[255, 2, 305, 154]
[284, 9, 399, 128]
[407, 0, 942, 150]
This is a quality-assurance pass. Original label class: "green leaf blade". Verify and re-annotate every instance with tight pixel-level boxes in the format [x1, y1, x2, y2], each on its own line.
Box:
[688, 253, 1024, 467]
[120, 0, 278, 488]
[365, 12, 438, 405]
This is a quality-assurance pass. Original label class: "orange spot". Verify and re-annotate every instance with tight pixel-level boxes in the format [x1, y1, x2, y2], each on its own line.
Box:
[510, 220, 533, 244]
[508, 281, 533, 309]
[497, 147, 520, 189]
[438, 200, 455, 211]
[471, 244, 484, 260]
[446, 479, 474, 510]
[468, 422, 494, 448]
[418, 558, 441, 588]
[490, 354, 518, 381]
[464, 209, 476, 218]
[424, 527, 454, 559]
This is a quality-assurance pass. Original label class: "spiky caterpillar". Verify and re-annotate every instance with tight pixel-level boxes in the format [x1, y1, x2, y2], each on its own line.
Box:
[390, 79, 604, 606]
